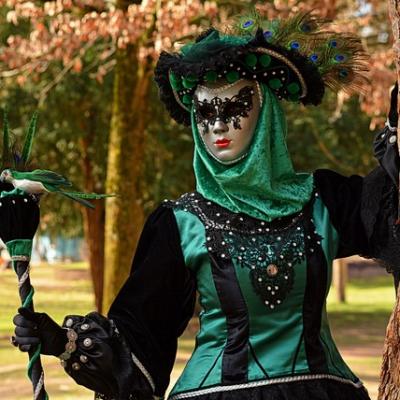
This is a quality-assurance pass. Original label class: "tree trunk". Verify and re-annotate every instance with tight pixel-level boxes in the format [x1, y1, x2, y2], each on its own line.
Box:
[379, 2, 400, 398]
[102, 0, 153, 311]
[333, 259, 347, 303]
[82, 203, 105, 312]
[80, 136, 105, 313]
[378, 285, 400, 399]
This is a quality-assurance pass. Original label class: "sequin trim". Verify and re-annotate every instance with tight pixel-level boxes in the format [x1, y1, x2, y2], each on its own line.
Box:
[168, 374, 364, 399]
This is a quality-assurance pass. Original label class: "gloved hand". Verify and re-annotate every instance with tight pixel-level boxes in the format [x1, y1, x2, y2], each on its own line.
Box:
[12, 307, 67, 356]
[374, 82, 400, 187]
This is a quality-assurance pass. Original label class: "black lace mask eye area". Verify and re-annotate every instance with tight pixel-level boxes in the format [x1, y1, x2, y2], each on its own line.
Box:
[194, 86, 255, 134]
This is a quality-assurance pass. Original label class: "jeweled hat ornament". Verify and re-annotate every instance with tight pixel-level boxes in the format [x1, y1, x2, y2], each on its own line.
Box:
[154, 11, 369, 126]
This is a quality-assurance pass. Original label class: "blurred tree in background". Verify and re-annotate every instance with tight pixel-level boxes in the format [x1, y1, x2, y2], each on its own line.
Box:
[0, 0, 396, 311]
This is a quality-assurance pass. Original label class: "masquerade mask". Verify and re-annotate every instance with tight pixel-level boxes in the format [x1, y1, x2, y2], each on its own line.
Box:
[193, 79, 262, 165]
[194, 85, 255, 135]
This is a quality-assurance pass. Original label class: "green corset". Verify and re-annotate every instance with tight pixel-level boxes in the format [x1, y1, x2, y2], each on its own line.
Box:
[167, 193, 362, 400]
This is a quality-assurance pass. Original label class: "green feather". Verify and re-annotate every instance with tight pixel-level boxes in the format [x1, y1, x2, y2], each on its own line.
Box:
[2, 108, 10, 167]
[13, 169, 72, 187]
[21, 112, 38, 165]
[41, 182, 113, 208]
[312, 34, 369, 93]
[59, 191, 115, 199]
[234, 9, 262, 36]
[58, 191, 95, 209]
[232, 10, 369, 95]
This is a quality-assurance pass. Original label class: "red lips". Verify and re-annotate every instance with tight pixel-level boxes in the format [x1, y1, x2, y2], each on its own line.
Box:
[214, 138, 232, 148]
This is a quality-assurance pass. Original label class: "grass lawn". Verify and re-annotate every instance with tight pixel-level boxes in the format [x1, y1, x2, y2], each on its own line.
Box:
[0, 262, 394, 399]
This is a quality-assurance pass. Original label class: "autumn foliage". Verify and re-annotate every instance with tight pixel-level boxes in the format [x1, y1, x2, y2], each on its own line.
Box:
[0, 0, 396, 129]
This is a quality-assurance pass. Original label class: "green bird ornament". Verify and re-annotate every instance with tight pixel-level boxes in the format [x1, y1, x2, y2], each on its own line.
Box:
[0, 169, 112, 209]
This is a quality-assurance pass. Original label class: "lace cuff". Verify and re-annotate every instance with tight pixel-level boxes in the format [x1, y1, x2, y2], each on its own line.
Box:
[60, 312, 154, 400]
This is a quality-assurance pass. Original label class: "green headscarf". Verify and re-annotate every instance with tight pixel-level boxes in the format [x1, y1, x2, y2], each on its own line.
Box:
[191, 83, 314, 222]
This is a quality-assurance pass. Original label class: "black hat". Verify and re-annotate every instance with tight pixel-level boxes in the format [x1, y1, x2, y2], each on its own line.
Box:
[154, 12, 369, 126]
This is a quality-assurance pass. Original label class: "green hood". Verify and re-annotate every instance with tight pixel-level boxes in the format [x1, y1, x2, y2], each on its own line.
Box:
[191, 83, 314, 222]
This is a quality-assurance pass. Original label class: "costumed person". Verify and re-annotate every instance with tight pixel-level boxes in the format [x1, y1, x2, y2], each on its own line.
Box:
[7, 13, 400, 400]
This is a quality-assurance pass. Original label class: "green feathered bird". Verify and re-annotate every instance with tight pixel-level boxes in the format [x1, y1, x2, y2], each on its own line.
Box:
[0, 169, 113, 209]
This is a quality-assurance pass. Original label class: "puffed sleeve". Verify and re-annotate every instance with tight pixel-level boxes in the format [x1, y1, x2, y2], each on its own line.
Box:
[314, 126, 400, 274]
[60, 205, 197, 400]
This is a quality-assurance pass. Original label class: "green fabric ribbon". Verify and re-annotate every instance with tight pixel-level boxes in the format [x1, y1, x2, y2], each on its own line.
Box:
[191, 83, 314, 221]
[6, 239, 33, 257]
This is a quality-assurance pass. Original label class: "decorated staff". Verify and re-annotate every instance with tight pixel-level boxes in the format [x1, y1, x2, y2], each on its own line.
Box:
[1, 112, 48, 400]
[2, 111, 112, 399]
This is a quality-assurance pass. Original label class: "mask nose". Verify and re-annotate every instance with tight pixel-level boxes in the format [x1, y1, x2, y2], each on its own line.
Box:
[212, 119, 229, 134]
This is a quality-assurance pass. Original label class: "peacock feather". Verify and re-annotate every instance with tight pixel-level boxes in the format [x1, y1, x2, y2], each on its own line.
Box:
[232, 10, 369, 95]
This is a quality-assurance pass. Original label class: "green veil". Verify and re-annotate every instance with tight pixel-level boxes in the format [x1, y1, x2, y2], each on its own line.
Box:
[191, 83, 314, 222]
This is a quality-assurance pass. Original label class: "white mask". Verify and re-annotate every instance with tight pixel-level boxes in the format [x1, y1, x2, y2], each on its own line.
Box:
[193, 79, 262, 164]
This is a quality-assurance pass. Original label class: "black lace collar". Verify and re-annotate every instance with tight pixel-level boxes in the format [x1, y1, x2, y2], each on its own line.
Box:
[165, 191, 306, 234]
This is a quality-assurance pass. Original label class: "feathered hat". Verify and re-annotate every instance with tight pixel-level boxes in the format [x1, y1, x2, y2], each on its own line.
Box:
[154, 11, 369, 126]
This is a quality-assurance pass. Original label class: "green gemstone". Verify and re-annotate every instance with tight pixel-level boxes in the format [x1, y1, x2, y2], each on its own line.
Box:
[182, 78, 197, 89]
[204, 71, 218, 82]
[226, 71, 240, 83]
[269, 78, 283, 90]
[182, 94, 192, 105]
[289, 93, 300, 102]
[259, 54, 272, 67]
[287, 82, 300, 94]
[245, 53, 258, 68]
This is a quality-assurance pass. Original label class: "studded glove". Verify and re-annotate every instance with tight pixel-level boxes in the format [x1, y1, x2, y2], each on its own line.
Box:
[374, 83, 400, 187]
[12, 307, 67, 356]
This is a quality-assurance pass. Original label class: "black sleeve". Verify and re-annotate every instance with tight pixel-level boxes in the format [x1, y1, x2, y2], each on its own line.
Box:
[314, 166, 400, 272]
[61, 205, 196, 400]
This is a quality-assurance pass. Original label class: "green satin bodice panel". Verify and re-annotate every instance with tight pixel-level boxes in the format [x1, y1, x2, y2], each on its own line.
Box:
[170, 197, 358, 396]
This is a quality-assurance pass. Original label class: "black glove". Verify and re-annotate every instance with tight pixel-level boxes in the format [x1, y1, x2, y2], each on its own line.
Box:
[374, 83, 400, 187]
[12, 307, 67, 356]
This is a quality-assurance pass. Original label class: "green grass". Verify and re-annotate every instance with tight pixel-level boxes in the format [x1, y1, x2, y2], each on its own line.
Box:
[326, 275, 394, 400]
[0, 262, 94, 400]
[0, 262, 394, 399]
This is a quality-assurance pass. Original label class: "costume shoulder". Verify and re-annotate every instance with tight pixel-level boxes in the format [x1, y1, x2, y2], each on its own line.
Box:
[137, 200, 184, 258]
[313, 167, 400, 272]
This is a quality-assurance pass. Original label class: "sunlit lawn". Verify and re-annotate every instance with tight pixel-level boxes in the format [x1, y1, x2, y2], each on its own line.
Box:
[0, 262, 394, 399]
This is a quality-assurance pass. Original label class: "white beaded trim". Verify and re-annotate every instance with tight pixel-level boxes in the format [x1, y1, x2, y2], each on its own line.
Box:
[131, 352, 156, 393]
[168, 374, 364, 399]
[254, 47, 308, 99]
